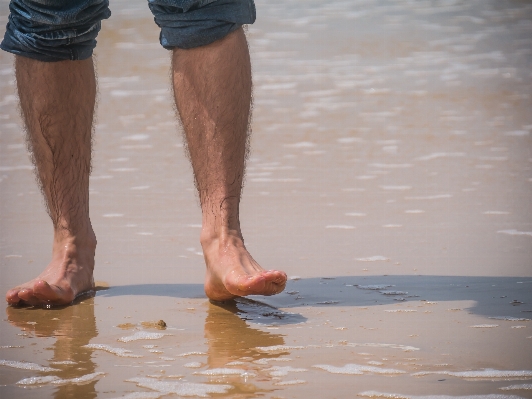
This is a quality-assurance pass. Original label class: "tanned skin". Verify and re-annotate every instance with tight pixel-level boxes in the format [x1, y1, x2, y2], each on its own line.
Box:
[6, 28, 287, 306]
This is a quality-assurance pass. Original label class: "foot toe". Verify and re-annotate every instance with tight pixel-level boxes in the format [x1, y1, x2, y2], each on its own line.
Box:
[16, 288, 36, 304]
[236, 274, 265, 293]
[268, 282, 286, 295]
[263, 270, 287, 285]
[232, 273, 287, 296]
[6, 289, 22, 305]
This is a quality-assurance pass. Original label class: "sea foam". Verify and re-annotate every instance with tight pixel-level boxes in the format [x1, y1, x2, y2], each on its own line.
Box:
[126, 377, 231, 397]
[177, 351, 206, 357]
[17, 372, 105, 386]
[356, 256, 389, 262]
[405, 194, 452, 200]
[84, 344, 142, 358]
[274, 379, 306, 386]
[489, 316, 531, 322]
[356, 284, 394, 290]
[256, 345, 305, 352]
[380, 291, 408, 295]
[183, 362, 202, 368]
[497, 230, 532, 237]
[265, 366, 307, 376]
[415, 152, 465, 161]
[110, 393, 160, 399]
[470, 324, 499, 328]
[0, 360, 57, 372]
[118, 332, 168, 342]
[314, 363, 405, 375]
[358, 391, 523, 398]
[16, 376, 60, 385]
[412, 369, 532, 379]
[500, 384, 532, 390]
[196, 368, 255, 377]
[346, 343, 419, 352]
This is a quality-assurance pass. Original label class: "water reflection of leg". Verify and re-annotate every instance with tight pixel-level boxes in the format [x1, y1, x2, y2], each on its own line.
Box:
[6, 298, 98, 398]
[205, 300, 285, 368]
[204, 301, 287, 396]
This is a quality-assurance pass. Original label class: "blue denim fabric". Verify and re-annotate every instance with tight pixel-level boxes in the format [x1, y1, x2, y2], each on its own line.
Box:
[148, 0, 255, 49]
[1, 0, 111, 62]
[1, 0, 256, 62]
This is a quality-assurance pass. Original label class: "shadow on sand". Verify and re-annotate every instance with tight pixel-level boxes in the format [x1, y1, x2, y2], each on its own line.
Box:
[97, 275, 532, 322]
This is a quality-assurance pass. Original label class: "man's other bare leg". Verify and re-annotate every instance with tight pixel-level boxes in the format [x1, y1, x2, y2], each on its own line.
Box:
[6, 57, 97, 306]
[172, 28, 287, 301]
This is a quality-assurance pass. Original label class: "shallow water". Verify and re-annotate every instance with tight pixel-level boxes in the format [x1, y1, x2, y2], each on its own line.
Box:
[1, 0, 531, 397]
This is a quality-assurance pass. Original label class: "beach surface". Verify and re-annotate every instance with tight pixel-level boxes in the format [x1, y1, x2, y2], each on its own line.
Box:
[1, 0, 531, 398]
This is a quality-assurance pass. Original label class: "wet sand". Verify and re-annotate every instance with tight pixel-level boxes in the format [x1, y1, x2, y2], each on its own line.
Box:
[1, 0, 532, 398]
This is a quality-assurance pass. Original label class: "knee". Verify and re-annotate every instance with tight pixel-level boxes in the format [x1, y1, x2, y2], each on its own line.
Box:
[1, 0, 111, 61]
[148, 0, 256, 49]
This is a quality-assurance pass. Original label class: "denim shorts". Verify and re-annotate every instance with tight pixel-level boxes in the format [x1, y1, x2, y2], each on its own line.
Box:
[0, 0, 256, 62]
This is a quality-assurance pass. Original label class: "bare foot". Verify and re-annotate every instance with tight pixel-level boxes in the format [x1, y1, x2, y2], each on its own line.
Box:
[5, 232, 96, 307]
[202, 231, 287, 301]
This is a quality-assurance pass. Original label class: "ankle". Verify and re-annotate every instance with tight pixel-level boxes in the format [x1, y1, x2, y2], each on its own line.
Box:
[53, 224, 97, 251]
[50, 232, 96, 276]
[200, 225, 243, 250]
[200, 211, 242, 248]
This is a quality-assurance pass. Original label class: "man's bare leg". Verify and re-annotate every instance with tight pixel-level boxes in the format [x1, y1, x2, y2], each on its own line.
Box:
[172, 28, 287, 301]
[5, 57, 97, 306]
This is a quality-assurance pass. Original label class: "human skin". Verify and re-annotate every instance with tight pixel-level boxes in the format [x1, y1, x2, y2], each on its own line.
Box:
[5, 27, 287, 306]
